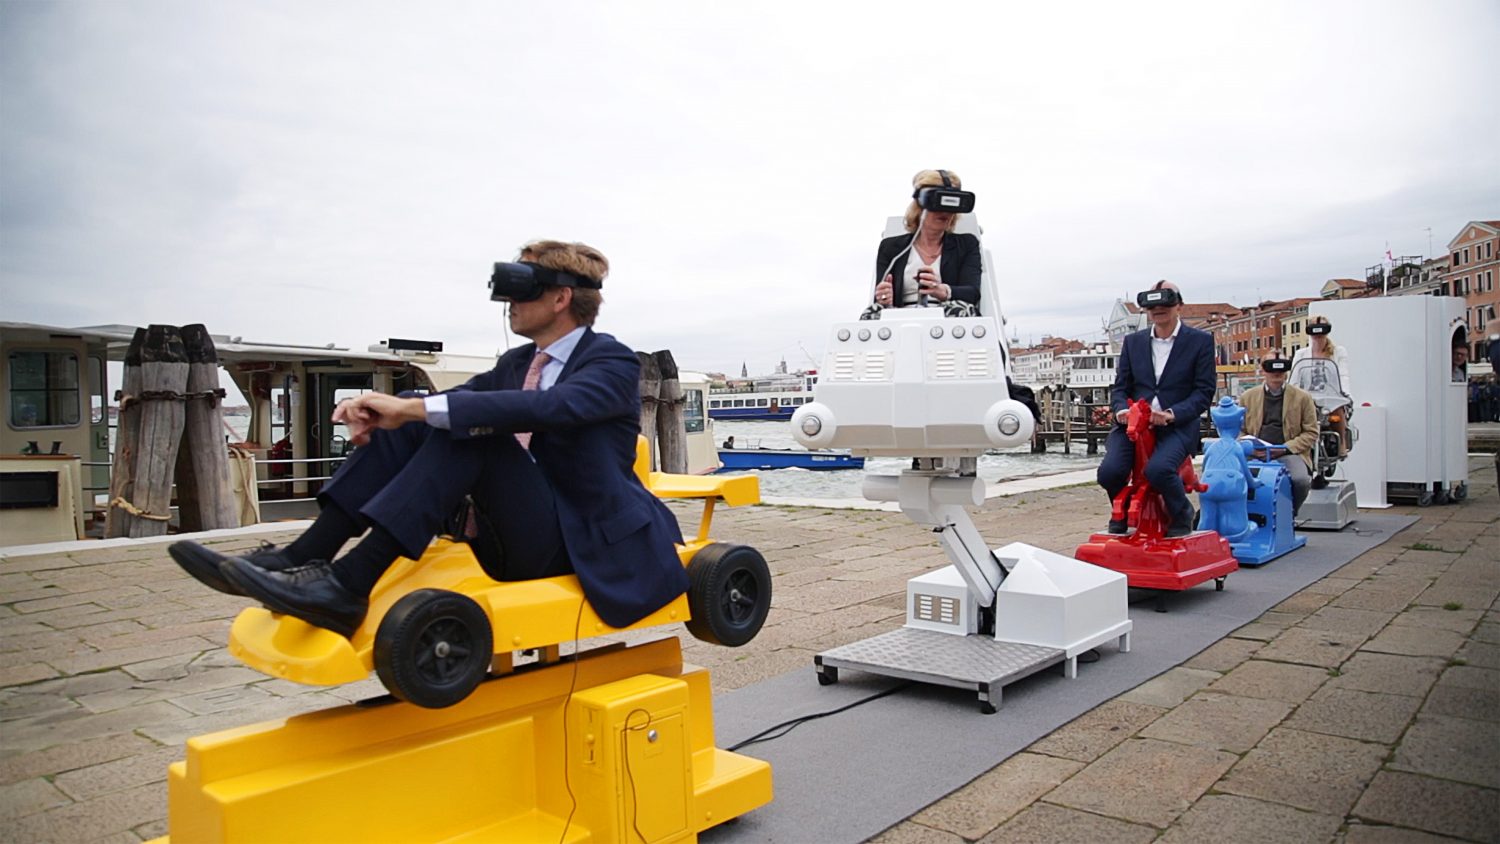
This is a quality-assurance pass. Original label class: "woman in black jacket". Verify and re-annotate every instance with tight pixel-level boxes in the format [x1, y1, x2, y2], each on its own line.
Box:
[872, 169, 983, 309]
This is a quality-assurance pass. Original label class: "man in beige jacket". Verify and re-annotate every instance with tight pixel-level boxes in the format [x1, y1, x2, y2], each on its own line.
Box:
[1238, 356, 1319, 516]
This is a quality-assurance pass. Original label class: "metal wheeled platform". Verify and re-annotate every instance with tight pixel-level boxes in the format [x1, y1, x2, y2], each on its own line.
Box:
[814, 628, 1067, 714]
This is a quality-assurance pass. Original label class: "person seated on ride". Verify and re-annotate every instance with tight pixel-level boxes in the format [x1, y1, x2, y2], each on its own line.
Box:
[871, 169, 981, 311]
[168, 239, 688, 638]
[1097, 281, 1216, 538]
[1291, 316, 1351, 395]
[722, 435, 735, 449]
[1237, 355, 1319, 517]
[1292, 315, 1351, 453]
[1452, 344, 1469, 383]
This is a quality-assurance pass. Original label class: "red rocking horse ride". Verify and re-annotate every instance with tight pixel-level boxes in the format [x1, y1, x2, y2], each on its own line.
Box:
[1075, 400, 1238, 597]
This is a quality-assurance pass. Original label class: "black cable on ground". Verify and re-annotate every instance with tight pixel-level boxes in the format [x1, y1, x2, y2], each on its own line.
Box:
[727, 682, 912, 752]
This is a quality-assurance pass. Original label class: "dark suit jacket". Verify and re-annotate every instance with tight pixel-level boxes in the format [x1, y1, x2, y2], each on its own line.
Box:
[875, 231, 982, 306]
[1110, 323, 1218, 442]
[443, 329, 688, 628]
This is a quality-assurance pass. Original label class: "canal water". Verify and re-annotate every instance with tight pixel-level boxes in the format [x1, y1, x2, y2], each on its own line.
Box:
[712, 419, 1101, 501]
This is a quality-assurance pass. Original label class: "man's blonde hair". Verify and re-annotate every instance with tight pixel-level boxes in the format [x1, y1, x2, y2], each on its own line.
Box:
[903, 169, 964, 233]
[519, 239, 607, 326]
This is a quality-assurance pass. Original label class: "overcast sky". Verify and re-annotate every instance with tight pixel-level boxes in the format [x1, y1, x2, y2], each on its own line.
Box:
[3, 1, 1497, 375]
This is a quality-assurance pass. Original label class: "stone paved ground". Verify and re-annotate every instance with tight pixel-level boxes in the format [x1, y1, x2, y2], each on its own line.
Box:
[0, 458, 1494, 842]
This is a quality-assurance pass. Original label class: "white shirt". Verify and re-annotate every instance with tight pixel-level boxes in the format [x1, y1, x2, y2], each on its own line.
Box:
[1149, 318, 1181, 413]
[424, 325, 587, 428]
[901, 251, 942, 305]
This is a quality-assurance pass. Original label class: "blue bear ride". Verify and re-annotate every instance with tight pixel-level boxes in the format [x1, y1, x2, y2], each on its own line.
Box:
[1200, 397, 1307, 566]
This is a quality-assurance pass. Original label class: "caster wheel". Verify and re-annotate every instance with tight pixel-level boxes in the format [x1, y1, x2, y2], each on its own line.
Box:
[1416, 490, 1434, 507]
[685, 543, 772, 647]
[1215, 577, 1226, 592]
[816, 667, 838, 686]
[979, 701, 998, 715]
[1450, 483, 1468, 503]
[374, 589, 492, 709]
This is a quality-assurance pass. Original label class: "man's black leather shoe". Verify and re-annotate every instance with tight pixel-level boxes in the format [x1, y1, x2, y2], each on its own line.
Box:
[222, 559, 368, 638]
[1106, 519, 1129, 535]
[168, 541, 302, 596]
[1164, 511, 1194, 539]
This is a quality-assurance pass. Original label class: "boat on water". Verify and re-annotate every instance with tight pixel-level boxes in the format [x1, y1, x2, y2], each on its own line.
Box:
[717, 447, 864, 472]
[0, 321, 721, 544]
[708, 368, 818, 420]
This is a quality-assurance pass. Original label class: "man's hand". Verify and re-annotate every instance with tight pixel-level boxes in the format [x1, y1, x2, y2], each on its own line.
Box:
[1150, 408, 1175, 427]
[333, 392, 426, 446]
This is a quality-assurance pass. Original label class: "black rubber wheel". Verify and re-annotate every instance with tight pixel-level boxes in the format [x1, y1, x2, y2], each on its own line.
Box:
[374, 589, 492, 709]
[1450, 483, 1468, 503]
[816, 667, 838, 686]
[1215, 577, 1226, 592]
[1417, 490, 1434, 507]
[685, 543, 772, 647]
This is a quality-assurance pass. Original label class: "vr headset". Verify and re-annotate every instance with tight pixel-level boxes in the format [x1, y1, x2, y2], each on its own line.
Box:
[1307, 322, 1332, 336]
[1136, 287, 1182, 309]
[912, 169, 976, 214]
[489, 261, 601, 303]
[1261, 358, 1291, 373]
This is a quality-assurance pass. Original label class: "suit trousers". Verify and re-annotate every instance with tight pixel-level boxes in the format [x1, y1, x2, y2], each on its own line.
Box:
[1097, 423, 1197, 524]
[319, 422, 570, 582]
[1273, 454, 1311, 515]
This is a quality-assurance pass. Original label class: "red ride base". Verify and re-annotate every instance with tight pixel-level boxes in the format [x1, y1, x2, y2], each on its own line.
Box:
[1075, 530, 1238, 592]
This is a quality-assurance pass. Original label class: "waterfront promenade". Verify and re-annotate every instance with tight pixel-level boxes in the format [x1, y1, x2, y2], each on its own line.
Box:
[0, 457, 1495, 842]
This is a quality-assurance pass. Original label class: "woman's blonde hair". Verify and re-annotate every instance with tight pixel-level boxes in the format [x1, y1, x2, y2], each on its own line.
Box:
[903, 169, 964, 233]
[519, 239, 607, 326]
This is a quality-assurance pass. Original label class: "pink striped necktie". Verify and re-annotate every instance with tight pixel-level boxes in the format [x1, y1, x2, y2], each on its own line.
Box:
[514, 350, 550, 450]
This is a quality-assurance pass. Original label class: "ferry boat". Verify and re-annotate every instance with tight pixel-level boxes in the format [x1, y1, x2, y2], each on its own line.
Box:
[0, 321, 720, 544]
[708, 369, 818, 420]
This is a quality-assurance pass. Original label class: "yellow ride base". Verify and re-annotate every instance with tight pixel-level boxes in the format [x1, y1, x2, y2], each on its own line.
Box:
[154, 637, 771, 843]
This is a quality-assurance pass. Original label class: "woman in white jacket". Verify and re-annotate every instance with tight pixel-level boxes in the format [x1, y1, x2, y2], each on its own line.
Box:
[1292, 315, 1351, 453]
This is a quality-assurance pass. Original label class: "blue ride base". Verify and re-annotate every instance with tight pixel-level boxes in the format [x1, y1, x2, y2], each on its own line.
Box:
[1233, 458, 1307, 566]
[1199, 397, 1307, 568]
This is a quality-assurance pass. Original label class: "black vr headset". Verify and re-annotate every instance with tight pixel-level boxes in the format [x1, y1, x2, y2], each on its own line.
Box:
[489, 261, 602, 303]
[1307, 321, 1332, 336]
[1136, 287, 1182, 309]
[1261, 358, 1291, 373]
[913, 169, 976, 214]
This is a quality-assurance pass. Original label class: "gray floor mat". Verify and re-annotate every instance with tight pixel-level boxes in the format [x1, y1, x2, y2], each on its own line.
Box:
[704, 513, 1418, 843]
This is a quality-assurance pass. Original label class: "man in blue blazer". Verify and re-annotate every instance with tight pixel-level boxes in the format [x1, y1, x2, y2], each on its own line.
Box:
[169, 240, 687, 636]
[1097, 281, 1217, 538]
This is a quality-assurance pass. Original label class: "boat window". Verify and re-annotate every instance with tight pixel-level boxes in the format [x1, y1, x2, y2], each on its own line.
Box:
[683, 389, 705, 433]
[89, 356, 106, 424]
[8, 350, 81, 429]
[757, 399, 768, 407]
[733, 399, 744, 408]
[709, 400, 720, 409]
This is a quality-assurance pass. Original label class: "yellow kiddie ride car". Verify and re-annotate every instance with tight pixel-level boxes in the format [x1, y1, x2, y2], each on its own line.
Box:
[227, 437, 770, 707]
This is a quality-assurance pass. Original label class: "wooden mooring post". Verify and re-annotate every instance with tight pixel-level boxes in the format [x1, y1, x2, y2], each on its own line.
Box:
[174, 324, 238, 532]
[635, 350, 687, 473]
[106, 325, 188, 537]
[653, 350, 687, 474]
[637, 351, 661, 470]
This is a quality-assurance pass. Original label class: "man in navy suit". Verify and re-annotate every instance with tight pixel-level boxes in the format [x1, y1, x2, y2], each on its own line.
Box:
[1097, 281, 1217, 538]
[169, 240, 688, 637]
